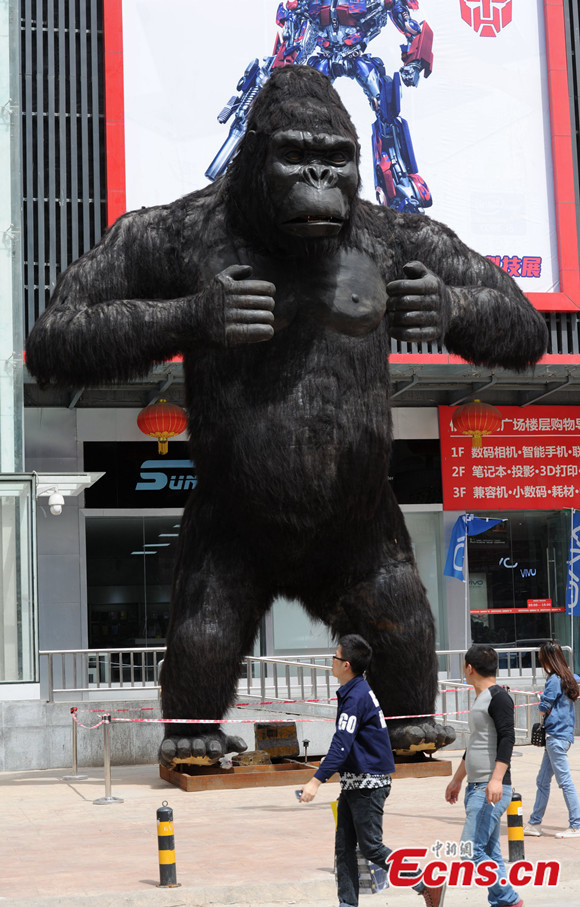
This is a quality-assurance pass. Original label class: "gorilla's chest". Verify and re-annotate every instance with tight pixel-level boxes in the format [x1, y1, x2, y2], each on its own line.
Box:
[210, 247, 387, 337]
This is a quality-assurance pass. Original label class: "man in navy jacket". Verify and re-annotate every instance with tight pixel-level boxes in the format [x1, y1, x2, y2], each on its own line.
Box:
[299, 634, 444, 907]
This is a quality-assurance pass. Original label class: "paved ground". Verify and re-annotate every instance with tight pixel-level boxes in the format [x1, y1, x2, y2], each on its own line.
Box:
[1, 745, 579, 906]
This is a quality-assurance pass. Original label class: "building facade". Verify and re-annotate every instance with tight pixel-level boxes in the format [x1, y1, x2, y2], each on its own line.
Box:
[1, 0, 580, 703]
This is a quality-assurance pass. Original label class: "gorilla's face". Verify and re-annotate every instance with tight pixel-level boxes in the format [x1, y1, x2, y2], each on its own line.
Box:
[264, 129, 359, 238]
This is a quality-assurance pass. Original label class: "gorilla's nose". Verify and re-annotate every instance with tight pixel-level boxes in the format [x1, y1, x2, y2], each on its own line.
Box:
[303, 164, 336, 188]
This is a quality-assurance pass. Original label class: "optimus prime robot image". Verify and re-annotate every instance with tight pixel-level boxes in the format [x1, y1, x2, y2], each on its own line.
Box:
[205, 1, 434, 213]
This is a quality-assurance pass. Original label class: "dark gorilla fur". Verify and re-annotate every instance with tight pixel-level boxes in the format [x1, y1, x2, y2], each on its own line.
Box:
[27, 67, 548, 762]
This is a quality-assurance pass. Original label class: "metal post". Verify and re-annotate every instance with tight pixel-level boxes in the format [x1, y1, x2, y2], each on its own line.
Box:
[62, 707, 88, 781]
[157, 802, 180, 888]
[260, 660, 266, 700]
[303, 738, 310, 763]
[464, 524, 470, 650]
[47, 654, 54, 703]
[93, 714, 123, 805]
[507, 791, 525, 863]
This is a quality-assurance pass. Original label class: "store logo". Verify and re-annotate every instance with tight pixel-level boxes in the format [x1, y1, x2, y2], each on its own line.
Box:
[499, 556, 518, 569]
[135, 459, 197, 492]
[459, 0, 512, 37]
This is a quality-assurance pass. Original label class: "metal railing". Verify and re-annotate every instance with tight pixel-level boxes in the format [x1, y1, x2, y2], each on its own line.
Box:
[438, 680, 539, 740]
[41, 647, 166, 701]
[40, 645, 571, 712]
[241, 654, 337, 704]
[437, 646, 573, 687]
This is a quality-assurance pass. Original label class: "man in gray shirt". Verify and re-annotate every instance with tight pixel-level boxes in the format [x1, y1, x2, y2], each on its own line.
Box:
[445, 645, 523, 907]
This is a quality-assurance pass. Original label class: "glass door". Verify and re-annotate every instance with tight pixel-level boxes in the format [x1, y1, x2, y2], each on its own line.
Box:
[0, 475, 37, 682]
[467, 510, 572, 655]
[85, 514, 181, 650]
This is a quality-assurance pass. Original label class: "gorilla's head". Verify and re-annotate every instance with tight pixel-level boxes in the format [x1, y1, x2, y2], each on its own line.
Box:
[224, 66, 362, 257]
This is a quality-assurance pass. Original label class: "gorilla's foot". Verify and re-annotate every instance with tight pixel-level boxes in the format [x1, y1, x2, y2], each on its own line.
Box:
[159, 729, 248, 767]
[388, 719, 456, 756]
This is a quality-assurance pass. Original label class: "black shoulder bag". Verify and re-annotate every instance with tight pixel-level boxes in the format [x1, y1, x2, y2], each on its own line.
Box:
[531, 693, 559, 747]
[531, 714, 546, 747]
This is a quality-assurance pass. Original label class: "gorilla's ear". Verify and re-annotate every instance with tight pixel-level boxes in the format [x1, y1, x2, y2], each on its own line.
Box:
[245, 130, 258, 152]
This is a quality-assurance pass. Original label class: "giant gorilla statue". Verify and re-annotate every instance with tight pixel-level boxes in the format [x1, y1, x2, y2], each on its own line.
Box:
[27, 67, 548, 764]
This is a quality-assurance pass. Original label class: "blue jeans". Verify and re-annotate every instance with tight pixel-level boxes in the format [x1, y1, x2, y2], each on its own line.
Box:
[461, 783, 520, 907]
[529, 736, 580, 829]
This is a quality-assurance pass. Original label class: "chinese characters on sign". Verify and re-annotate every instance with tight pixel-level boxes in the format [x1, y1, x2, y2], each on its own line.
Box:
[486, 255, 542, 278]
[439, 406, 580, 511]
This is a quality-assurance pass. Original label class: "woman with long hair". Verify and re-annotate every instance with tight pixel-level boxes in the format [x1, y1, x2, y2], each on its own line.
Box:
[524, 640, 580, 838]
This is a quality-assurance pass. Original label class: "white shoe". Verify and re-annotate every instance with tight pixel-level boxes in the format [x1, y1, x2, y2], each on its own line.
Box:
[555, 827, 580, 838]
[523, 823, 542, 836]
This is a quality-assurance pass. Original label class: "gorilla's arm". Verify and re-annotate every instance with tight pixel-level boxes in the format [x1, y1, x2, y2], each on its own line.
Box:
[26, 209, 213, 386]
[26, 204, 275, 387]
[386, 214, 548, 370]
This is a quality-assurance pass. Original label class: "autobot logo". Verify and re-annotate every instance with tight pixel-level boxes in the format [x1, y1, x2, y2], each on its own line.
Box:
[460, 0, 512, 37]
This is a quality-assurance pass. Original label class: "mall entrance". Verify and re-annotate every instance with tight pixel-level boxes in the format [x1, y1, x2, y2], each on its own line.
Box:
[467, 510, 573, 655]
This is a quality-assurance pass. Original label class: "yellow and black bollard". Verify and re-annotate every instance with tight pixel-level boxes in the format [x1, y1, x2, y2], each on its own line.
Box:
[507, 790, 525, 862]
[156, 801, 180, 888]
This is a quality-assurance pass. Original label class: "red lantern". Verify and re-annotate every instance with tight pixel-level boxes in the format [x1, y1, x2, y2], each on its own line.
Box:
[137, 399, 187, 455]
[451, 399, 502, 449]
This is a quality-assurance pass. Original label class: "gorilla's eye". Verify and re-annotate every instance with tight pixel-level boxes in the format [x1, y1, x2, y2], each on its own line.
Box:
[326, 151, 348, 165]
[283, 148, 304, 164]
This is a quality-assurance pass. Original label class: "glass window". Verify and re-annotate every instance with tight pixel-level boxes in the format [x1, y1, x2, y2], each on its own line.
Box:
[467, 510, 571, 650]
[272, 596, 333, 656]
[403, 510, 446, 649]
[86, 515, 181, 649]
[0, 476, 36, 682]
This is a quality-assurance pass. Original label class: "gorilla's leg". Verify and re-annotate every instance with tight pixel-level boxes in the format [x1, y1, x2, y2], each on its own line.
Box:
[303, 553, 455, 755]
[159, 504, 270, 767]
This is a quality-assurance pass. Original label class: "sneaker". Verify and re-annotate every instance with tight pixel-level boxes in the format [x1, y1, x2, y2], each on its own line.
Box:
[421, 883, 446, 907]
[523, 823, 542, 836]
[555, 827, 580, 837]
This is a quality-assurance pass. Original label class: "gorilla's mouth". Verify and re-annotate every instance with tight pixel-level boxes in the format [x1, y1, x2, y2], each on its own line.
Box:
[288, 215, 343, 224]
[281, 214, 344, 236]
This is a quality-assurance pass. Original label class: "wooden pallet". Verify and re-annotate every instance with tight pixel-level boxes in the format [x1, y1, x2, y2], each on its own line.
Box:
[159, 756, 452, 792]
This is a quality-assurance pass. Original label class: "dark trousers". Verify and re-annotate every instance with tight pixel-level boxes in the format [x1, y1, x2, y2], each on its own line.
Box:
[335, 786, 423, 907]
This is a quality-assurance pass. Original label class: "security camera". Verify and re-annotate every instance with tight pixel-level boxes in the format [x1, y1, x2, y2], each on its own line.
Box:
[48, 492, 65, 516]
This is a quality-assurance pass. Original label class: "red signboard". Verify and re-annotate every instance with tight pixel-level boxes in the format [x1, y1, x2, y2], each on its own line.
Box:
[439, 405, 580, 511]
[527, 598, 553, 610]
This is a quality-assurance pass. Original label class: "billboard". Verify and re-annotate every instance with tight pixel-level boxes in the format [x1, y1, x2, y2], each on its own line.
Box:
[103, 0, 580, 310]
[440, 404, 580, 510]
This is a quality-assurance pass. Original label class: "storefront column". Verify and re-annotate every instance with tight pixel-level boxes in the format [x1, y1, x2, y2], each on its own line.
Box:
[0, 3, 35, 691]
[0, 0, 23, 473]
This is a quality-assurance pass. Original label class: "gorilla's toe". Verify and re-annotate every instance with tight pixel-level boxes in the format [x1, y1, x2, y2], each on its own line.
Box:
[159, 736, 177, 766]
[225, 734, 248, 754]
[388, 720, 456, 755]
[159, 731, 248, 767]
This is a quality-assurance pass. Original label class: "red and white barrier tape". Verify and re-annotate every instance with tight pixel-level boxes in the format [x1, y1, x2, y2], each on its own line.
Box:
[72, 687, 537, 715]
[72, 715, 106, 729]
[109, 700, 537, 725]
[71, 695, 539, 728]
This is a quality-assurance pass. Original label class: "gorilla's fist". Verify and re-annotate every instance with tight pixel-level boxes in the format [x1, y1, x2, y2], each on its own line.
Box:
[386, 260, 450, 343]
[215, 264, 276, 347]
